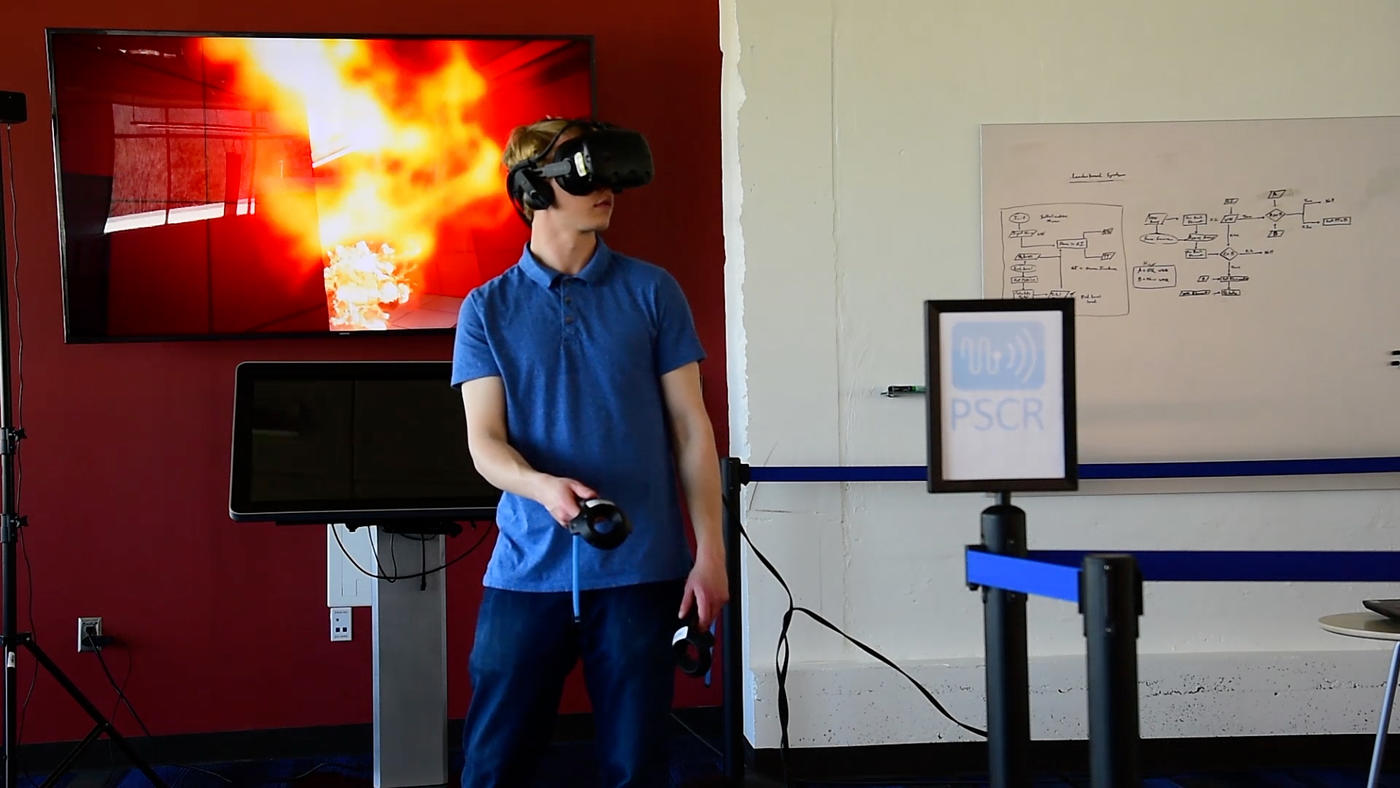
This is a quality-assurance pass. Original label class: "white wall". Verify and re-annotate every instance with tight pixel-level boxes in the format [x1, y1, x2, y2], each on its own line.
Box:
[721, 0, 1400, 749]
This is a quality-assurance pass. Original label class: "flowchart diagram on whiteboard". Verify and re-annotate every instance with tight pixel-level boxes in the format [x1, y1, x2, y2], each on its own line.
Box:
[980, 116, 1400, 466]
[995, 192, 1352, 314]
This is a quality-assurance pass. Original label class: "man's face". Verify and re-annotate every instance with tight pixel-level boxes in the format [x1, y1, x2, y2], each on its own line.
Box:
[540, 131, 614, 233]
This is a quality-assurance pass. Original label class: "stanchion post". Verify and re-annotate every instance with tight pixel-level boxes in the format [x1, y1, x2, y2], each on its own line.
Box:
[720, 457, 749, 784]
[980, 491, 1030, 788]
[1080, 554, 1142, 788]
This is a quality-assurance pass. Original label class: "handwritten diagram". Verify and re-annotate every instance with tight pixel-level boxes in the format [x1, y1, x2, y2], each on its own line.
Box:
[1138, 191, 1350, 300]
[997, 204, 1127, 316]
[980, 116, 1400, 466]
[995, 191, 1352, 314]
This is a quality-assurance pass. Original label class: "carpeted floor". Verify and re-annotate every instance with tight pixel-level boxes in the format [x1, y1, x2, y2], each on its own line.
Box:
[17, 727, 1400, 787]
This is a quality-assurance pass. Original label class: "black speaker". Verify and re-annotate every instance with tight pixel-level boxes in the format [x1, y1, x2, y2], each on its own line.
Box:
[0, 91, 26, 125]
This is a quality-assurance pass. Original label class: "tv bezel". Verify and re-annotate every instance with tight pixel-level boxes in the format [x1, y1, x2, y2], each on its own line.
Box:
[45, 27, 597, 344]
[228, 359, 501, 525]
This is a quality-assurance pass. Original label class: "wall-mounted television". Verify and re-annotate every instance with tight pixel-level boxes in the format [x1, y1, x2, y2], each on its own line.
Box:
[46, 29, 594, 342]
[229, 360, 501, 524]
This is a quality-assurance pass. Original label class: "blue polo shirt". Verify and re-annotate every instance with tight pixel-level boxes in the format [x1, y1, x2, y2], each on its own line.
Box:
[451, 238, 705, 592]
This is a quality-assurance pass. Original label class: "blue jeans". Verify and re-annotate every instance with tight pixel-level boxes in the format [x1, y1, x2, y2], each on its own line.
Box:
[460, 579, 683, 788]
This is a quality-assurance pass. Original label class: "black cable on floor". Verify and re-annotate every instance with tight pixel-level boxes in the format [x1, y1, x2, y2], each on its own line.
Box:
[732, 503, 985, 787]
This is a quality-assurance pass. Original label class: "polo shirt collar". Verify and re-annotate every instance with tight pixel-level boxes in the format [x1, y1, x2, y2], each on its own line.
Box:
[518, 237, 614, 289]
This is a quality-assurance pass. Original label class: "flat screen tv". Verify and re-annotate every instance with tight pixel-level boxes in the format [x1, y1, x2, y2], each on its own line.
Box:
[229, 360, 501, 524]
[47, 29, 594, 342]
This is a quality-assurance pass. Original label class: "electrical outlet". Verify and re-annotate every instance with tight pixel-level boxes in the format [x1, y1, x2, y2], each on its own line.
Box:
[77, 616, 102, 653]
[330, 607, 352, 642]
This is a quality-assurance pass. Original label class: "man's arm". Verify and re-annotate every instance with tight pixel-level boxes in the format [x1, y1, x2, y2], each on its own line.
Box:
[661, 362, 729, 628]
[460, 376, 595, 525]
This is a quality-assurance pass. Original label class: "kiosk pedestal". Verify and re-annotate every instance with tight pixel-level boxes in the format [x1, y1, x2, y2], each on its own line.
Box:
[371, 529, 449, 787]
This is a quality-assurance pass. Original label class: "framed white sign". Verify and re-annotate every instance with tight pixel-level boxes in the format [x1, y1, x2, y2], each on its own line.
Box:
[924, 299, 1078, 493]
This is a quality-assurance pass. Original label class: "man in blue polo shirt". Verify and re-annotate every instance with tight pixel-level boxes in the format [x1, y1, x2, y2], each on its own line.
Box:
[451, 117, 727, 787]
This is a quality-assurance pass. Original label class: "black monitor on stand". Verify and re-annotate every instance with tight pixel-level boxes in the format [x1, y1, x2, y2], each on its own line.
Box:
[229, 359, 500, 531]
[229, 359, 499, 787]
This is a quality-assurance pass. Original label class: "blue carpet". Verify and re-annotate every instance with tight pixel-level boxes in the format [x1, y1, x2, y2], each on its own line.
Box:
[17, 731, 1400, 787]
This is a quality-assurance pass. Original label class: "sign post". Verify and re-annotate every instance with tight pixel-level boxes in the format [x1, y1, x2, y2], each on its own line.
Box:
[925, 298, 1077, 788]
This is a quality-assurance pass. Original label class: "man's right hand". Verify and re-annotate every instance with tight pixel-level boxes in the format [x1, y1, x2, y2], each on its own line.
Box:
[534, 475, 599, 527]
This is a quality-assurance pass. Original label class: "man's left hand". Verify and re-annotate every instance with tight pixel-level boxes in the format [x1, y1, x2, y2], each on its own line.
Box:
[679, 552, 729, 631]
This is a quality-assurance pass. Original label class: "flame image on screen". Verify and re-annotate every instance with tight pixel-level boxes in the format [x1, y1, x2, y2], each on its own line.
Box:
[324, 241, 410, 330]
[200, 37, 504, 330]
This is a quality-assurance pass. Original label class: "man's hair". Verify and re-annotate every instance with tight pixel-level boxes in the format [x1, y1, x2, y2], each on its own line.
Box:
[503, 117, 575, 222]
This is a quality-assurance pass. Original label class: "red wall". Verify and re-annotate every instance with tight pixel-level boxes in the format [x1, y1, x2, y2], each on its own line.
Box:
[0, 0, 724, 743]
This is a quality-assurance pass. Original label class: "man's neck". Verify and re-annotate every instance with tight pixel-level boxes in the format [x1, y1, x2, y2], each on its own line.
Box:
[529, 223, 598, 276]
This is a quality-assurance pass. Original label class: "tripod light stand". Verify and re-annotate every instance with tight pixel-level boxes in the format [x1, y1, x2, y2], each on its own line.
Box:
[0, 89, 168, 788]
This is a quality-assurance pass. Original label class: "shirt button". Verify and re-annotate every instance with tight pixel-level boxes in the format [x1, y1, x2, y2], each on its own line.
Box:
[565, 315, 575, 324]
[564, 297, 572, 304]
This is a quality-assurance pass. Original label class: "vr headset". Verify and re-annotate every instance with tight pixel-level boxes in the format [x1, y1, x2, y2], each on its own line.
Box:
[507, 120, 654, 222]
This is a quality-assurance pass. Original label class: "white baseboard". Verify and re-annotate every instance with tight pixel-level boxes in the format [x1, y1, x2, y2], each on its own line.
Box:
[744, 649, 1400, 748]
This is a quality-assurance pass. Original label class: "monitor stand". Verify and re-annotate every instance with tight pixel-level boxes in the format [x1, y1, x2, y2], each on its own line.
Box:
[341, 520, 463, 788]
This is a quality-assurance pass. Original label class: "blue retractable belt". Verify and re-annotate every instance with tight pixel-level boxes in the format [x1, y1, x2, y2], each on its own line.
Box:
[965, 549, 1400, 602]
[966, 550, 1082, 602]
[745, 457, 1400, 483]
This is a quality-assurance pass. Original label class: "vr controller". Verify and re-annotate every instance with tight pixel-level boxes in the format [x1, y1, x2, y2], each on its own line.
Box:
[672, 609, 715, 678]
[567, 497, 714, 677]
[567, 498, 632, 549]
[508, 121, 654, 220]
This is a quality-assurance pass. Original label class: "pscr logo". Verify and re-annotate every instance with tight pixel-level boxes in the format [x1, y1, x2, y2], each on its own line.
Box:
[951, 321, 1044, 390]
[951, 321, 1047, 432]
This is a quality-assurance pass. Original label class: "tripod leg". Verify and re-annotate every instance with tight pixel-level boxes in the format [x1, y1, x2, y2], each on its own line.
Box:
[5, 645, 15, 788]
[38, 725, 102, 788]
[22, 640, 169, 788]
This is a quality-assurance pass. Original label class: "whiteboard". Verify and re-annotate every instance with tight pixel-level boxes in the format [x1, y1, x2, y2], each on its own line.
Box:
[981, 116, 1400, 465]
